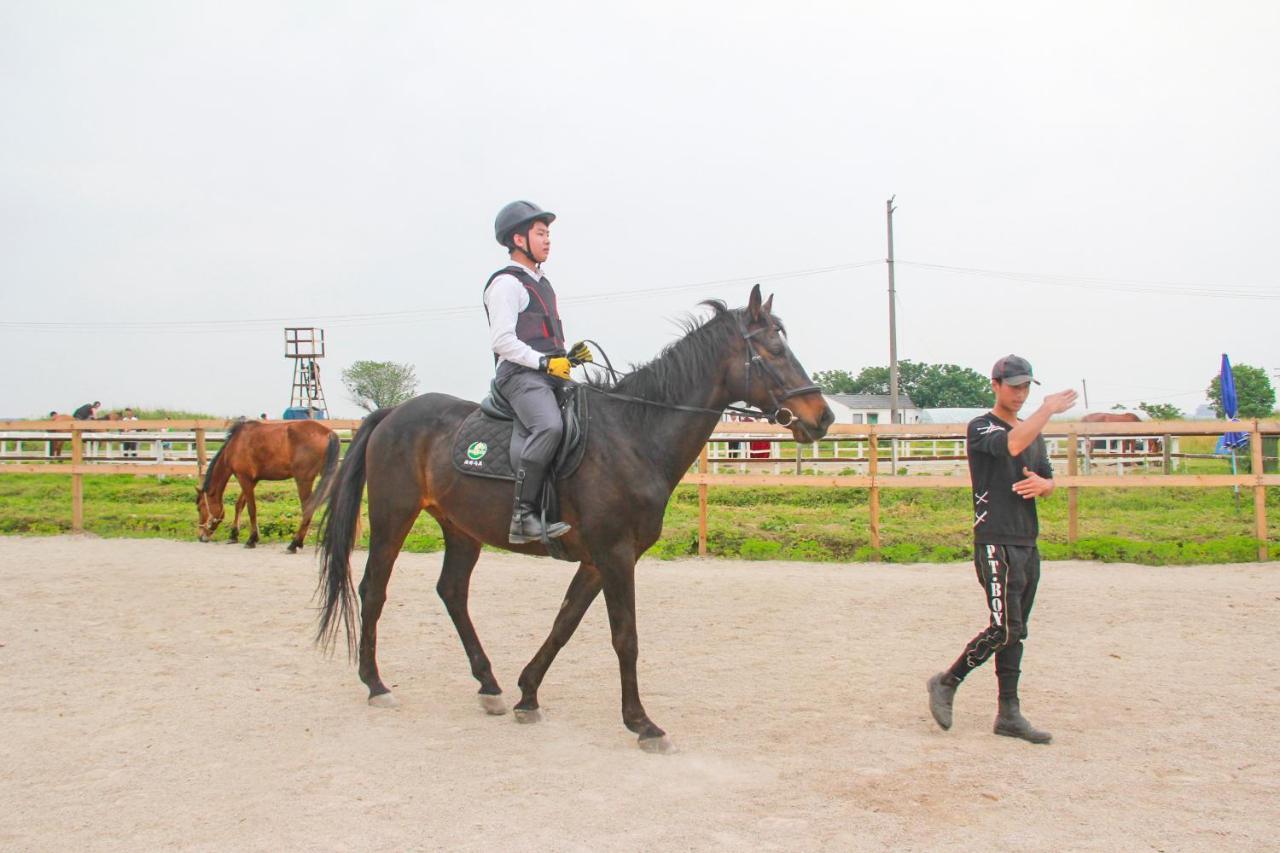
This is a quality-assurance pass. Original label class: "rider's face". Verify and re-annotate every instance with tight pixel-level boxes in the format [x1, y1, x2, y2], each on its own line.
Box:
[518, 222, 551, 264]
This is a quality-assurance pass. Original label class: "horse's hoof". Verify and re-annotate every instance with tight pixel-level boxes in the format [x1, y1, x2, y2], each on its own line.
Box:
[638, 734, 675, 754]
[479, 694, 508, 716]
[512, 707, 542, 724]
[286, 546, 298, 554]
[244, 542, 256, 549]
[368, 692, 399, 709]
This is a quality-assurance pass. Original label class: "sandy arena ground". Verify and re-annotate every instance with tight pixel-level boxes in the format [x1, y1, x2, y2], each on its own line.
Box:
[1, 535, 1278, 851]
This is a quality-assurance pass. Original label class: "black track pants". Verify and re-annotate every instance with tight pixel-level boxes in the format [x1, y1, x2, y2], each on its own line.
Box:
[947, 544, 1040, 699]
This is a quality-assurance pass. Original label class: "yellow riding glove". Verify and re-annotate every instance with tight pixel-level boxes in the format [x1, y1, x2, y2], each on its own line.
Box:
[567, 341, 594, 365]
[541, 356, 571, 380]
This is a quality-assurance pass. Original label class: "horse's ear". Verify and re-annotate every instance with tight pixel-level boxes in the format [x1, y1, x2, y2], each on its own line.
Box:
[748, 284, 764, 322]
[762, 293, 774, 316]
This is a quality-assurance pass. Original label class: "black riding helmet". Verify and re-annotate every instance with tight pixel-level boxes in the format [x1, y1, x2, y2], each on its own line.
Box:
[494, 200, 556, 252]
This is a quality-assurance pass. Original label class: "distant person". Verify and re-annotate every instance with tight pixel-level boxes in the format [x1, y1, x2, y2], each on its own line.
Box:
[122, 407, 139, 458]
[926, 355, 1077, 745]
[46, 412, 64, 458]
[73, 401, 100, 420]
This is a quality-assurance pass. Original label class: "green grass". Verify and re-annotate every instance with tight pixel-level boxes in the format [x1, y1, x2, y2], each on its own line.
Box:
[3, 471, 1271, 565]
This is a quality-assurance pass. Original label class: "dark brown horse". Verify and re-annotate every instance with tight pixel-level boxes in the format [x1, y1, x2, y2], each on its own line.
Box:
[197, 419, 340, 552]
[315, 286, 834, 752]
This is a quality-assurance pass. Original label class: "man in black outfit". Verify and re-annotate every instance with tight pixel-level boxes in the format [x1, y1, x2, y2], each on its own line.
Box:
[72, 401, 100, 420]
[927, 355, 1077, 744]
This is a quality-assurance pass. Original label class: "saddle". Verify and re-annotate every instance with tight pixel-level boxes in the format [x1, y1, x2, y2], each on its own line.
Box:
[453, 381, 588, 481]
[451, 382, 589, 560]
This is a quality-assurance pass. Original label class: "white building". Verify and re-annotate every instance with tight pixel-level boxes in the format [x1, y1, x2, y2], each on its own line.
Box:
[919, 407, 991, 425]
[824, 393, 921, 425]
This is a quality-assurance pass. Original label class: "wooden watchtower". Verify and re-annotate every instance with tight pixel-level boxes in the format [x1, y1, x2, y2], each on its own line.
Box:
[284, 327, 328, 419]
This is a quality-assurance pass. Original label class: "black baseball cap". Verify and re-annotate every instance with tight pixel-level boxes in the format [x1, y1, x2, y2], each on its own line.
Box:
[991, 354, 1040, 386]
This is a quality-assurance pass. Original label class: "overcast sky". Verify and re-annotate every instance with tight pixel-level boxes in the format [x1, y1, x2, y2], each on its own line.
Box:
[3, 1, 1277, 419]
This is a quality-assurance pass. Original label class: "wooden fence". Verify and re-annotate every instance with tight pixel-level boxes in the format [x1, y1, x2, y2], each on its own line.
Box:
[1, 417, 1276, 561]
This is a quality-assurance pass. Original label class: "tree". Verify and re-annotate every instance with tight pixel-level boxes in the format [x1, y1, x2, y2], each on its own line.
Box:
[342, 360, 419, 413]
[815, 360, 994, 408]
[1205, 363, 1276, 418]
[813, 369, 858, 394]
[1138, 401, 1184, 421]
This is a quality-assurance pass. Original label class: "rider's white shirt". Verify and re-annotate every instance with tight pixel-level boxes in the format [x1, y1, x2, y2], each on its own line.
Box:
[485, 263, 550, 370]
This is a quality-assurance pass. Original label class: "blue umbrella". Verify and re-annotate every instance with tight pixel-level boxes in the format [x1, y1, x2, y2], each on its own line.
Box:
[1218, 353, 1249, 451]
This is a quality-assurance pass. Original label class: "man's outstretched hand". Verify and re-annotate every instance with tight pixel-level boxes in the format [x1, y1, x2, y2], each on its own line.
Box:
[1012, 467, 1054, 499]
[1043, 389, 1079, 414]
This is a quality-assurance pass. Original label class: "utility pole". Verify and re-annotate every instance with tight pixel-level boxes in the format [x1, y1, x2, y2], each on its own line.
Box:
[886, 196, 899, 425]
[1082, 378, 1089, 410]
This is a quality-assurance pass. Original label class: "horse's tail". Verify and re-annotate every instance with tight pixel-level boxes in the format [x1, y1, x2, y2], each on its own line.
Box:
[315, 408, 395, 657]
[302, 430, 342, 519]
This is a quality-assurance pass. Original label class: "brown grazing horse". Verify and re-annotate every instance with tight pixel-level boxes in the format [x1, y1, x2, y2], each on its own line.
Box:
[197, 419, 340, 552]
[315, 286, 834, 752]
[47, 413, 74, 458]
[1081, 411, 1158, 455]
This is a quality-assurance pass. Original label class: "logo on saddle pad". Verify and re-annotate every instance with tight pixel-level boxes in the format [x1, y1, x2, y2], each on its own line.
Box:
[465, 441, 488, 465]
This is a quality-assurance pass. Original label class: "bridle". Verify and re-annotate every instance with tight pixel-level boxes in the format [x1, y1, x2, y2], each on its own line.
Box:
[577, 314, 821, 426]
[198, 490, 221, 536]
[737, 317, 821, 427]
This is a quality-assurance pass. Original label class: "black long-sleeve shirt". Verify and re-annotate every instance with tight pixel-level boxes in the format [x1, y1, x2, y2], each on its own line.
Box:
[967, 412, 1054, 547]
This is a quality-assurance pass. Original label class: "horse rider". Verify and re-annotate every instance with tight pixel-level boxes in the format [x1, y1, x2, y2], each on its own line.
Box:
[484, 200, 591, 545]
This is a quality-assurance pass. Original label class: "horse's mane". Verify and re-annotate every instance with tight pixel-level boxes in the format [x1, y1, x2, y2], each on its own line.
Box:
[584, 300, 743, 429]
[200, 419, 248, 494]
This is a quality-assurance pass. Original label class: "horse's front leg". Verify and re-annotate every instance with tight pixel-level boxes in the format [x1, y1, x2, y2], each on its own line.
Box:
[515, 561, 602, 723]
[598, 549, 671, 753]
[287, 476, 315, 553]
[239, 478, 259, 548]
[228, 492, 248, 543]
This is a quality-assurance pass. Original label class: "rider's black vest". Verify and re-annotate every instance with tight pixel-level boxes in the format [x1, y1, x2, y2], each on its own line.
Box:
[483, 266, 566, 361]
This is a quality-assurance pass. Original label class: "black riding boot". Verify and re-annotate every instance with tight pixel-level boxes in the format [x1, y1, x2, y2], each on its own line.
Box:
[508, 461, 571, 545]
[993, 697, 1052, 744]
[926, 671, 961, 730]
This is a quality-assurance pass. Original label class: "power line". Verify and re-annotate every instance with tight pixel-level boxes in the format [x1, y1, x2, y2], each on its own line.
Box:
[0, 260, 883, 334]
[898, 261, 1279, 300]
[7, 254, 1274, 334]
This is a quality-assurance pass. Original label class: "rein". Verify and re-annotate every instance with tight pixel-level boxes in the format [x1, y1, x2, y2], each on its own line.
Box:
[577, 317, 820, 427]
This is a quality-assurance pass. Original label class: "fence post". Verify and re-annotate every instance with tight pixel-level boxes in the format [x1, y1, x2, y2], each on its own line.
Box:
[698, 443, 709, 557]
[869, 427, 880, 559]
[71, 424, 84, 532]
[195, 427, 207, 478]
[1162, 433, 1172, 473]
[1067, 428, 1079, 545]
[1251, 420, 1267, 561]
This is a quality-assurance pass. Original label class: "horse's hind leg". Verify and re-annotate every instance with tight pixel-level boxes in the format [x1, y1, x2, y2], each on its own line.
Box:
[358, 494, 421, 708]
[435, 526, 505, 715]
[514, 561, 602, 723]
